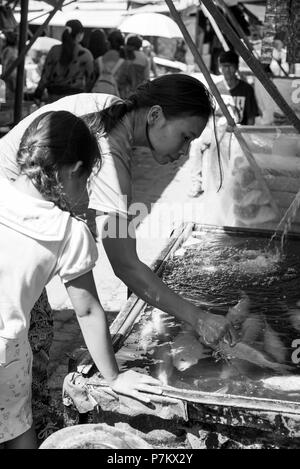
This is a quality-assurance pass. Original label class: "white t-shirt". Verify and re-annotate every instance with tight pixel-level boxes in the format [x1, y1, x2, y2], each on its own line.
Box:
[0, 178, 98, 339]
[0, 93, 134, 217]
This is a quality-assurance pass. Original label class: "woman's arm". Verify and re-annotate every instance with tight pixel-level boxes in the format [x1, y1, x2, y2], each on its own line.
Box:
[100, 214, 235, 345]
[65, 271, 162, 402]
[84, 50, 95, 92]
[91, 59, 100, 89]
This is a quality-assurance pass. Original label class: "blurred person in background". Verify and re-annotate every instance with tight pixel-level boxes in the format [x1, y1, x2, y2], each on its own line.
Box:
[87, 28, 108, 60]
[34, 20, 94, 103]
[2, 30, 18, 101]
[91, 50, 123, 96]
[270, 32, 289, 77]
[142, 39, 157, 78]
[107, 28, 125, 55]
[117, 34, 149, 99]
[91, 29, 125, 95]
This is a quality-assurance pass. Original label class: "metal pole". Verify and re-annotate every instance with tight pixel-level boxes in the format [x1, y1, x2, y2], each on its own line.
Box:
[14, 0, 29, 125]
[164, 0, 279, 216]
[200, 0, 300, 133]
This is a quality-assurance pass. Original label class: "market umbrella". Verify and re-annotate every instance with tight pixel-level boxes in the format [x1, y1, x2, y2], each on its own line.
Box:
[119, 12, 183, 39]
[29, 36, 61, 52]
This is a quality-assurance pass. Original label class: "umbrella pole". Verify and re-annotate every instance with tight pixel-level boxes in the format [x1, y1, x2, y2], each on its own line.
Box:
[3, 0, 66, 85]
[164, 0, 279, 217]
[14, 0, 29, 125]
[200, 0, 300, 133]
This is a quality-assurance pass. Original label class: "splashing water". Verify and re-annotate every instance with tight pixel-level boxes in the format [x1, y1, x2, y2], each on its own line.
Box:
[268, 190, 300, 251]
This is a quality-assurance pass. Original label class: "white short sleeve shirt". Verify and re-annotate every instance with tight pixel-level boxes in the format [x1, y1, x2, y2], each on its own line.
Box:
[0, 179, 98, 339]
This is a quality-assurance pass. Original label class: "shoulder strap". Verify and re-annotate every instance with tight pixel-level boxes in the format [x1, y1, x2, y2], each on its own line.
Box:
[112, 58, 124, 75]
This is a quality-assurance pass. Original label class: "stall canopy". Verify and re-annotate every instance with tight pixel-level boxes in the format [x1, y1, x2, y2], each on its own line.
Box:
[119, 12, 183, 38]
[13, 0, 129, 29]
[11, 0, 266, 29]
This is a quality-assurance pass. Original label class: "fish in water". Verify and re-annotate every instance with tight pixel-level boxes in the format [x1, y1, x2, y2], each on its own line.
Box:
[214, 341, 291, 374]
[227, 292, 252, 332]
[263, 324, 287, 364]
[171, 328, 210, 371]
[213, 292, 290, 374]
[260, 376, 300, 393]
[182, 237, 202, 248]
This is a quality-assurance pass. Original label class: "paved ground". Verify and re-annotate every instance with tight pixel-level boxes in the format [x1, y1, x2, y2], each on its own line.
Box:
[45, 146, 205, 423]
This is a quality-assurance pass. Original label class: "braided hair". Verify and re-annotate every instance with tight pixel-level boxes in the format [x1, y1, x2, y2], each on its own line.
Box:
[88, 73, 214, 135]
[17, 111, 100, 212]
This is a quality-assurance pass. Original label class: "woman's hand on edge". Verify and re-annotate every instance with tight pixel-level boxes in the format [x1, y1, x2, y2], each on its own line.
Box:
[108, 370, 163, 404]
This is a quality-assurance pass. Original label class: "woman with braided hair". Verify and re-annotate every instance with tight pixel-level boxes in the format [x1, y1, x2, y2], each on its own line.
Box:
[0, 110, 162, 448]
[0, 75, 236, 438]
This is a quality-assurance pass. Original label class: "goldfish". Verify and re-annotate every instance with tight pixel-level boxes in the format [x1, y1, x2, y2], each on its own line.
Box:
[171, 329, 210, 372]
[215, 293, 289, 374]
[260, 376, 300, 393]
[214, 341, 291, 374]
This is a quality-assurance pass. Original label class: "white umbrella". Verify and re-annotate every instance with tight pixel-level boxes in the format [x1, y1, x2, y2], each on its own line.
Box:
[29, 36, 61, 53]
[119, 13, 183, 39]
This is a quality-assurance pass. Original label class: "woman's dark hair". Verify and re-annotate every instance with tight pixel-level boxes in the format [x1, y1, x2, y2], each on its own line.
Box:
[5, 30, 18, 47]
[219, 50, 239, 67]
[88, 28, 108, 59]
[107, 29, 124, 51]
[17, 111, 100, 212]
[60, 19, 84, 67]
[126, 34, 142, 51]
[122, 34, 143, 60]
[88, 73, 214, 134]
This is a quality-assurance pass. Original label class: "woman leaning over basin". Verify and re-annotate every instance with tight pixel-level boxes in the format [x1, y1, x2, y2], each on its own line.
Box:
[0, 74, 235, 432]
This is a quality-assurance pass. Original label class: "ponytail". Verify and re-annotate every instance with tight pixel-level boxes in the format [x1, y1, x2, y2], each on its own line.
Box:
[91, 74, 214, 134]
[59, 19, 84, 67]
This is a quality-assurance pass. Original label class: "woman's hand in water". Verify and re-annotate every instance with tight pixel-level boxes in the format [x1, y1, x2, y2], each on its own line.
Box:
[196, 312, 237, 347]
[108, 370, 163, 403]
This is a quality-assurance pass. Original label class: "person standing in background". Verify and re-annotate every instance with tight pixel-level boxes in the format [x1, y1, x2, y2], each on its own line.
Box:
[2, 30, 18, 102]
[91, 50, 123, 96]
[142, 39, 157, 78]
[106, 29, 125, 56]
[34, 20, 94, 103]
[117, 34, 150, 99]
[91, 29, 125, 95]
[217, 50, 259, 126]
[270, 32, 289, 77]
[87, 28, 108, 60]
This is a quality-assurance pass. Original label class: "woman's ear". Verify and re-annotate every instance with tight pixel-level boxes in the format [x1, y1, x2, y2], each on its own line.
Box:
[147, 105, 163, 125]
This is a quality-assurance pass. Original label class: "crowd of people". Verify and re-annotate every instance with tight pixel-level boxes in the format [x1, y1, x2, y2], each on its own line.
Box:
[33, 21, 154, 103]
[0, 16, 294, 449]
[0, 21, 157, 107]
